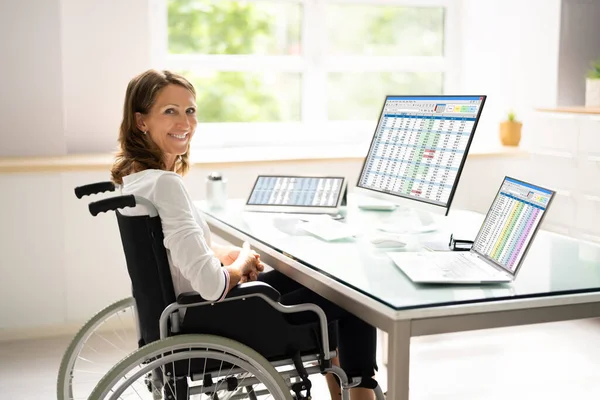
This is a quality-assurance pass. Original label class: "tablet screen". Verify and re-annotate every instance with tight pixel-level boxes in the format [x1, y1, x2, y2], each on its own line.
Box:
[247, 176, 344, 208]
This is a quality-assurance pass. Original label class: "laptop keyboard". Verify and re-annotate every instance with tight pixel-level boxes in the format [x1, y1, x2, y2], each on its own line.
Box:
[438, 255, 492, 278]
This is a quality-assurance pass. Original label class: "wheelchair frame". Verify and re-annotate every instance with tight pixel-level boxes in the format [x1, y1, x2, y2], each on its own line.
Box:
[59, 181, 385, 400]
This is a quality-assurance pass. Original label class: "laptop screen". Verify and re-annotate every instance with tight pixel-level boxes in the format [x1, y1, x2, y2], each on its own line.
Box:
[471, 177, 555, 274]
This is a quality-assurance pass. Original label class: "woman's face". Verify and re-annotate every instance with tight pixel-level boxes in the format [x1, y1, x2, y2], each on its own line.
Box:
[136, 83, 197, 169]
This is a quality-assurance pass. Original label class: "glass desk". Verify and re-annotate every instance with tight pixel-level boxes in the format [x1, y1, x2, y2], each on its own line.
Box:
[196, 197, 600, 400]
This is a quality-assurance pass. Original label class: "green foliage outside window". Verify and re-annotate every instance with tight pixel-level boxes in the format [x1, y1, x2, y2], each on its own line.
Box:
[168, 0, 300, 122]
[167, 0, 444, 123]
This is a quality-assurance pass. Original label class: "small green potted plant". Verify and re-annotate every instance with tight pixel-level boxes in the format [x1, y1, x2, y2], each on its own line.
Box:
[585, 58, 600, 107]
[500, 110, 522, 146]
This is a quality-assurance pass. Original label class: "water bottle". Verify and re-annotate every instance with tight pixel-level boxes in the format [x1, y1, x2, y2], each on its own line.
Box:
[206, 172, 228, 209]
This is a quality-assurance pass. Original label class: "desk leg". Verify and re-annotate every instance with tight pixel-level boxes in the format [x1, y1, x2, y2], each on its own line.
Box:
[386, 320, 411, 400]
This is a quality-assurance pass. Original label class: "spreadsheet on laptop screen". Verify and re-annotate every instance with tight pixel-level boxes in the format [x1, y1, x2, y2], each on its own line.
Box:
[358, 96, 485, 207]
[247, 176, 344, 207]
[472, 178, 554, 273]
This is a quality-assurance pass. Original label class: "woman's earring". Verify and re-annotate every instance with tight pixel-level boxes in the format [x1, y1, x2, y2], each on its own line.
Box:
[143, 130, 148, 135]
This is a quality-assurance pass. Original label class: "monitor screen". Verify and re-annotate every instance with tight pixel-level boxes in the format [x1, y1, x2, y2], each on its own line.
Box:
[357, 95, 486, 209]
[472, 177, 554, 274]
[247, 176, 345, 208]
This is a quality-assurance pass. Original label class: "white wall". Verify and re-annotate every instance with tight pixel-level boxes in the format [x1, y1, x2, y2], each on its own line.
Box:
[556, 0, 600, 106]
[0, 0, 66, 157]
[0, 0, 153, 157]
[60, 0, 153, 153]
[459, 0, 562, 148]
[0, 174, 66, 328]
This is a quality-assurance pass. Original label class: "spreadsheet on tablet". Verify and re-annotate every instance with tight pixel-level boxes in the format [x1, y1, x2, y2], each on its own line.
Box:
[357, 96, 485, 208]
[247, 176, 344, 208]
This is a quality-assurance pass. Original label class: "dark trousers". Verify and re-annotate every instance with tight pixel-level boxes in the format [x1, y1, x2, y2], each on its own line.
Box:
[258, 270, 377, 380]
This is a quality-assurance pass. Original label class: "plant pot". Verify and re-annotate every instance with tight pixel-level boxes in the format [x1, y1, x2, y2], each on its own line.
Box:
[499, 121, 522, 146]
[586, 78, 600, 107]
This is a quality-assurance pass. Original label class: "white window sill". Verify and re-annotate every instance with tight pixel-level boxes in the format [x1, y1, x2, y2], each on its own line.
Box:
[190, 143, 528, 165]
[0, 143, 527, 174]
[189, 121, 529, 164]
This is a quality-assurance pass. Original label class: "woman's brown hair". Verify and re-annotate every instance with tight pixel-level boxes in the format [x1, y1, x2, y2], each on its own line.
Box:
[111, 69, 196, 185]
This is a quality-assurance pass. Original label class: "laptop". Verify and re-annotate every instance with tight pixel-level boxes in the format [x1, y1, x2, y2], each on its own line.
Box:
[388, 177, 555, 284]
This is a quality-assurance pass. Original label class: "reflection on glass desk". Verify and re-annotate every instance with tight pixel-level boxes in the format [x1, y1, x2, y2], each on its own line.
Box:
[196, 197, 600, 312]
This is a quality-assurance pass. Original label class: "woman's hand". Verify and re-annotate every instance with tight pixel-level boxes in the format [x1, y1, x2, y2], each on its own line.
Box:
[233, 242, 264, 283]
[219, 245, 260, 266]
[239, 262, 264, 283]
[223, 242, 264, 291]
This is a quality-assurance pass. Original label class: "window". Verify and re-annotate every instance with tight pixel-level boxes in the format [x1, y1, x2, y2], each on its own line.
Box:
[152, 0, 459, 148]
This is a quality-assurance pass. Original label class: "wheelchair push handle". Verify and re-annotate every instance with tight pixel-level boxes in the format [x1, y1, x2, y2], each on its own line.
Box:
[89, 195, 136, 216]
[74, 181, 116, 198]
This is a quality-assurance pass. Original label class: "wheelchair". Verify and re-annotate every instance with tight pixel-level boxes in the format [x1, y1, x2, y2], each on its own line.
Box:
[57, 181, 385, 400]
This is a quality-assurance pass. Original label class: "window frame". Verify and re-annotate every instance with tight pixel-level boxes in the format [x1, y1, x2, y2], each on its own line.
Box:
[150, 0, 461, 149]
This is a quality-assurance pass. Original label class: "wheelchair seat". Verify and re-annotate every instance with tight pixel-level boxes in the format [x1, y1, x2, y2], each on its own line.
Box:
[181, 294, 339, 362]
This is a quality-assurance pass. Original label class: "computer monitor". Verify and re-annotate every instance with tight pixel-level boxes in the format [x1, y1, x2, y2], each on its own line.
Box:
[355, 95, 486, 218]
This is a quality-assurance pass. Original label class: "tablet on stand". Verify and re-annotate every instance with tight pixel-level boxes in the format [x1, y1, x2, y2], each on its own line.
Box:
[243, 175, 347, 217]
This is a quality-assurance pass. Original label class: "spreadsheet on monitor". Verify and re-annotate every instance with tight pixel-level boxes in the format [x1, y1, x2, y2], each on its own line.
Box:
[357, 96, 485, 208]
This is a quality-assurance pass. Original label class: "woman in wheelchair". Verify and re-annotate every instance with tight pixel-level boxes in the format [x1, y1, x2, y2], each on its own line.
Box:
[111, 69, 379, 399]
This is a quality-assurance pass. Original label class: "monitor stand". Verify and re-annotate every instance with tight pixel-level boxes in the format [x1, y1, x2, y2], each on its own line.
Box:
[376, 206, 439, 234]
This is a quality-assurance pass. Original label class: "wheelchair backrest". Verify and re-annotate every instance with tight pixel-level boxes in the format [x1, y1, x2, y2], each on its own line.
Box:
[115, 210, 176, 346]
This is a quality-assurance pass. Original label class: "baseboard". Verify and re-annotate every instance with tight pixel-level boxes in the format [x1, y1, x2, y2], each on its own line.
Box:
[0, 322, 82, 342]
[0, 316, 138, 343]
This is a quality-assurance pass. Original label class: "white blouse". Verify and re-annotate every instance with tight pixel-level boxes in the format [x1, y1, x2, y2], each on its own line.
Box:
[120, 169, 229, 301]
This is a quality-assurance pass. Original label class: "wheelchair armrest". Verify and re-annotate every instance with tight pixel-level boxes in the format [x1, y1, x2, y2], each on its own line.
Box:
[177, 282, 281, 305]
[227, 282, 281, 301]
[176, 292, 204, 305]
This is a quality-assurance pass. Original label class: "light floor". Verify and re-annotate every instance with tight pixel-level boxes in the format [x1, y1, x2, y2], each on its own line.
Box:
[2, 318, 600, 399]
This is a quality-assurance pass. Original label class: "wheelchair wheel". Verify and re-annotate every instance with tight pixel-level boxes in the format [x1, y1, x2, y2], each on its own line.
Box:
[89, 334, 293, 400]
[57, 297, 138, 400]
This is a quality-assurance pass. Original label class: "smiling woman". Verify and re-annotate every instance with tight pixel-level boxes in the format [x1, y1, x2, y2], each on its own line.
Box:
[109, 68, 265, 300]
[111, 69, 198, 185]
[135, 84, 197, 168]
